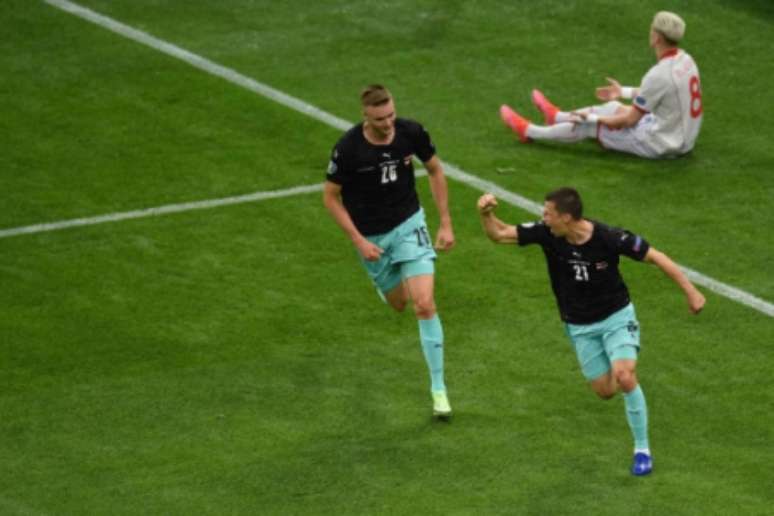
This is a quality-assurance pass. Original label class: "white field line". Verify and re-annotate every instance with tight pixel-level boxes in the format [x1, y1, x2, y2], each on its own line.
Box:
[0, 184, 323, 238]
[35, 0, 774, 318]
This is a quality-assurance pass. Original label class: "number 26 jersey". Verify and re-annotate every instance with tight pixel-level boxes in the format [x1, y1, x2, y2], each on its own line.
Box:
[326, 118, 436, 236]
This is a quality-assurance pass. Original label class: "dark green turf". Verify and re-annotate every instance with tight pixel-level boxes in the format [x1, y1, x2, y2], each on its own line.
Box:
[1, 0, 773, 514]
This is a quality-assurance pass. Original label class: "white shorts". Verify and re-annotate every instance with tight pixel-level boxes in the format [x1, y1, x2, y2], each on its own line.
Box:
[597, 114, 663, 159]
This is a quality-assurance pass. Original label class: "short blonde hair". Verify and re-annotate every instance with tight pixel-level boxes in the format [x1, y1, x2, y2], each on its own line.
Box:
[360, 84, 392, 108]
[652, 11, 685, 44]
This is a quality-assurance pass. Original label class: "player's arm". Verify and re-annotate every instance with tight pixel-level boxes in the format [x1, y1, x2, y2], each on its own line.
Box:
[322, 181, 383, 261]
[643, 247, 706, 314]
[424, 155, 455, 251]
[477, 193, 518, 244]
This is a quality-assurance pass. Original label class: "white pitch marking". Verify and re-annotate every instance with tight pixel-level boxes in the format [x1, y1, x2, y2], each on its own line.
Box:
[37, 0, 774, 318]
[0, 184, 323, 238]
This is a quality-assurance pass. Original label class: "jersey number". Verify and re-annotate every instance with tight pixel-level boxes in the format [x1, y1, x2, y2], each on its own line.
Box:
[573, 264, 589, 282]
[414, 227, 432, 248]
[381, 164, 398, 184]
[688, 75, 703, 118]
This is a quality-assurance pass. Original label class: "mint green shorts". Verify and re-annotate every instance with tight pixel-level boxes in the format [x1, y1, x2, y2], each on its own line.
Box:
[564, 303, 640, 380]
[360, 209, 436, 295]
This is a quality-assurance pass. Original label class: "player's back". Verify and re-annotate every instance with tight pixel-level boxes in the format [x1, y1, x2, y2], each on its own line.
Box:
[646, 50, 703, 156]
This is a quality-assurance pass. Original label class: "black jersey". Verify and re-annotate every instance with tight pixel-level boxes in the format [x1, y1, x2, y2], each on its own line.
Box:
[325, 118, 436, 236]
[517, 220, 650, 324]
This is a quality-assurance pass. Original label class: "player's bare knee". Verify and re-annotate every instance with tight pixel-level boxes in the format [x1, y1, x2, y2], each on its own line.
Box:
[614, 368, 637, 391]
[413, 298, 436, 319]
[591, 376, 617, 399]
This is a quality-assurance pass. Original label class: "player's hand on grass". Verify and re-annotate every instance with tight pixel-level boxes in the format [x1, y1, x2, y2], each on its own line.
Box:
[355, 238, 383, 261]
[477, 193, 498, 214]
[596, 77, 622, 101]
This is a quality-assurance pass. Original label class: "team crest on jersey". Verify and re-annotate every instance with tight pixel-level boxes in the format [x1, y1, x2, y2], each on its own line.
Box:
[595, 261, 608, 270]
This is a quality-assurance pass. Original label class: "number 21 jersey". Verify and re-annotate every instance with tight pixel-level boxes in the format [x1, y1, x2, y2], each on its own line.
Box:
[517, 220, 651, 324]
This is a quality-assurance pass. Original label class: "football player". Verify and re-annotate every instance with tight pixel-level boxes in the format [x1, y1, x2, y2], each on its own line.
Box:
[500, 11, 703, 159]
[324, 85, 455, 418]
[477, 187, 705, 475]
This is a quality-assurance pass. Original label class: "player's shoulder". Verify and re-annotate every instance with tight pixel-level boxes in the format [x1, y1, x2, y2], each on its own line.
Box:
[593, 220, 647, 251]
[335, 123, 365, 150]
[517, 219, 551, 242]
[592, 220, 627, 243]
[395, 117, 425, 134]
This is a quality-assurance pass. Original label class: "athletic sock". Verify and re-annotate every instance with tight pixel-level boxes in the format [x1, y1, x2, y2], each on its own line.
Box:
[418, 314, 445, 392]
[624, 384, 650, 451]
[554, 100, 622, 124]
[526, 122, 596, 142]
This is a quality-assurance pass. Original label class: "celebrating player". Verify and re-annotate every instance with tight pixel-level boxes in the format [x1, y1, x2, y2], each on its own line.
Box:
[323, 85, 455, 418]
[477, 187, 705, 475]
[500, 11, 703, 159]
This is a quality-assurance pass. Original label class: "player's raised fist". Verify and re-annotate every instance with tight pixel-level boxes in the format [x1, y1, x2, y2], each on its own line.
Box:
[477, 193, 498, 214]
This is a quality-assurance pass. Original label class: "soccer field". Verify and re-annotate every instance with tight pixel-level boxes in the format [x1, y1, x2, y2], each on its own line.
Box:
[2, 0, 773, 514]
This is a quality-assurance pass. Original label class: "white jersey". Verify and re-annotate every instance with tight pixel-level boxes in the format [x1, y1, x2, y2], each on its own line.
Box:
[632, 49, 703, 156]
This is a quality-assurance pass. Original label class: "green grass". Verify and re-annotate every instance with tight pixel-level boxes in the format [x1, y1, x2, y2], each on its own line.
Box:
[1, 0, 773, 514]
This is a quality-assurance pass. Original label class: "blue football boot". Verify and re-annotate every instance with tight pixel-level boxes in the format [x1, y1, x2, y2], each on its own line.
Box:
[631, 452, 653, 476]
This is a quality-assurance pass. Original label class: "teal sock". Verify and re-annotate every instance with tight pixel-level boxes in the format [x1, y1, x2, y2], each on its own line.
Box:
[418, 314, 445, 392]
[624, 384, 650, 451]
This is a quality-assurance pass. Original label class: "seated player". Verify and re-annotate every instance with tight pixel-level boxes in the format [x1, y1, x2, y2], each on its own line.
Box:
[500, 11, 703, 159]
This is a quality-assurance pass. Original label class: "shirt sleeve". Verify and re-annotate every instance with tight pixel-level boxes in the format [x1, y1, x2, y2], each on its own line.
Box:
[612, 228, 650, 261]
[325, 143, 346, 184]
[633, 68, 670, 113]
[411, 122, 437, 163]
[516, 220, 549, 247]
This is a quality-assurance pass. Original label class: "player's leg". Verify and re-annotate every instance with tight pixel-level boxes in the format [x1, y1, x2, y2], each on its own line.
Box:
[553, 100, 624, 123]
[403, 270, 450, 417]
[565, 323, 615, 397]
[501, 104, 597, 143]
[384, 281, 409, 312]
[391, 209, 449, 417]
[360, 226, 411, 312]
[531, 91, 625, 124]
[597, 114, 663, 158]
[509, 99, 625, 143]
[604, 305, 652, 475]
[528, 100, 625, 141]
